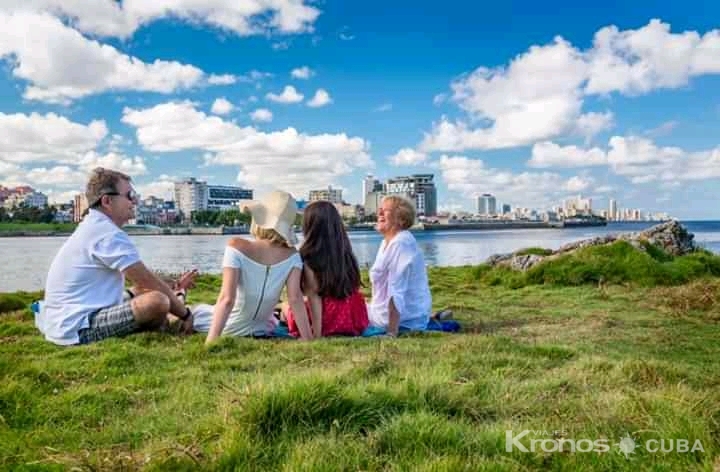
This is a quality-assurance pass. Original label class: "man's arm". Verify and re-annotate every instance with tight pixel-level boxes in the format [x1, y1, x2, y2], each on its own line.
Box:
[123, 261, 187, 318]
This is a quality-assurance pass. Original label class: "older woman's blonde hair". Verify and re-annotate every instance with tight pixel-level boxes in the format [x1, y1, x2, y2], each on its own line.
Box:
[250, 222, 292, 248]
[382, 195, 416, 230]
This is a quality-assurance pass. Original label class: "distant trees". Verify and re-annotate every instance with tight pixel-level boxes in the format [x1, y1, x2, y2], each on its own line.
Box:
[0, 204, 57, 223]
[190, 209, 252, 226]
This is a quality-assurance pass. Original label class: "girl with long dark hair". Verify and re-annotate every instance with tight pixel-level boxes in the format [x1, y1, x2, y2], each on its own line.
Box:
[286, 201, 369, 337]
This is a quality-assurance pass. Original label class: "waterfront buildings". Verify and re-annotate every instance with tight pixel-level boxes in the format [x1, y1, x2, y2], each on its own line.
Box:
[384, 174, 437, 217]
[308, 186, 343, 204]
[477, 193, 497, 216]
[174, 178, 252, 220]
[0, 185, 48, 210]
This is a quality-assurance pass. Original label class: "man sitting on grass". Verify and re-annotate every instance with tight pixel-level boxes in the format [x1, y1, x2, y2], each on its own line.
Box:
[37, 167, 196, 346]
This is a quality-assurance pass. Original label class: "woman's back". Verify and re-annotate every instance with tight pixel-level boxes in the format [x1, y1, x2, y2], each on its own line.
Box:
[223, 239, 302, 336]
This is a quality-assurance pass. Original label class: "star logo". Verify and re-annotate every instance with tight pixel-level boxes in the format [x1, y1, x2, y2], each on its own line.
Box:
[614, 433, 638, 459]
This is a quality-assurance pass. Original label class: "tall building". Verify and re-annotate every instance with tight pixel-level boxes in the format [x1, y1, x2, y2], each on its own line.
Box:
[308, 186, 343, 204]
[73, 193, 88, 223]
[384, 174, 437, 216]
[609, 199, 617, 221]
[502, 204, 511, 215]
[174, 178, 208, 219]
[207, 185, 253, 210]
[564, 195, 592, 216]
[174, 178, 253, 217]
[477, 193, 497, 216]
[362, 174, 384, 216]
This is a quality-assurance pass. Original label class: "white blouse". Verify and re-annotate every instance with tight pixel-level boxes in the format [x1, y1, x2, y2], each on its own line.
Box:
[368, 230, 432, 331]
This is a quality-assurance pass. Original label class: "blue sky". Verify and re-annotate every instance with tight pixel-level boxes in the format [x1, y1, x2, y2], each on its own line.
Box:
[0, 0, 719, 218]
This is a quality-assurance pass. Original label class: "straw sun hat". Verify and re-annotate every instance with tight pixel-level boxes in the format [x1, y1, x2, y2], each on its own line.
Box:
[243, 190, 299, 245]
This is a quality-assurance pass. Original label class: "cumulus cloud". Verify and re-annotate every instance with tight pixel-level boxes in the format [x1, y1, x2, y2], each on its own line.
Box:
[421, 19, 720, 152]
[211, 98, 234, 115]
[266, 85, 304, 104]
[528, 141, 608, 168]
[388, 148, 427, 166]
[0, 11, 232, 103]
[0, 0, 321, 39]
[436, 154, 593, 209]
[0, 111, 107, 163]
[250, 108, 273, 122]
[307, 89, 332, 107]
[291, 66, 314, 79]
[121, 101, 373, 196]
[527, 136, 720, 185]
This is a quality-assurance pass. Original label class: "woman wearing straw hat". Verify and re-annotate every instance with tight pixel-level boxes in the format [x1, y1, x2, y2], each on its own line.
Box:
[195, 190, 314, 343]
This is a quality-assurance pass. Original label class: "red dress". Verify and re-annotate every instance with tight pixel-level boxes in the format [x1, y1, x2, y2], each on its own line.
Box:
[287, 289, 369, 337]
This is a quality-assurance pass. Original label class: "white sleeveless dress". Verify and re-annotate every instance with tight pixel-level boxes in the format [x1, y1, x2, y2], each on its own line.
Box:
[193, 246, 303, 336]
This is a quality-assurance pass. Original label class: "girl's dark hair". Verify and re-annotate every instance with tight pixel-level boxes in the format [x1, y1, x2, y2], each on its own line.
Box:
[300, 201, 361, 299]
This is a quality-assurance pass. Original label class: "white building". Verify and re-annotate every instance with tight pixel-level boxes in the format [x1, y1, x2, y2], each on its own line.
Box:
[2, 191, 48, 209]
[609, 199, 617, 221]
[309, 186, 343, 204]
[174, 178, 208, 219]
[477, 193, 497, 216]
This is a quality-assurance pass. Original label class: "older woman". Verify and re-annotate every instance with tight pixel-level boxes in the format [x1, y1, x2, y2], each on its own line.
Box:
[367, 195, 432, 336]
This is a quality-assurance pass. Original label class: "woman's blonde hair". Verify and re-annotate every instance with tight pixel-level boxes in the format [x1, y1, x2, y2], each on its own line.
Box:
[382, 195, 415, 230]
[250, 222, 292, 248]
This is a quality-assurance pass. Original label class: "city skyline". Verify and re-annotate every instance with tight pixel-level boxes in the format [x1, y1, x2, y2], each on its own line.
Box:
[0, 2, 719, 218]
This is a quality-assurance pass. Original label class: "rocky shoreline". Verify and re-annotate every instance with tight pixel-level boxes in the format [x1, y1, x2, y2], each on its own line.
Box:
[486, 220, 696, 271]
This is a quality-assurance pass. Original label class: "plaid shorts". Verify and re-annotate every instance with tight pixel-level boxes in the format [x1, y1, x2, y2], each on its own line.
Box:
[77, 295, 138, 345]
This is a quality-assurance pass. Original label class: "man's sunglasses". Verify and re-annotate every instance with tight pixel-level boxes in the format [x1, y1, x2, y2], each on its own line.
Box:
[92, 189, 138, 207]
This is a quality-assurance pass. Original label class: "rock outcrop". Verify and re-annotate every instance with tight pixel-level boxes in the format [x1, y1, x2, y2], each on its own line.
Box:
[487, 220, 696, 271]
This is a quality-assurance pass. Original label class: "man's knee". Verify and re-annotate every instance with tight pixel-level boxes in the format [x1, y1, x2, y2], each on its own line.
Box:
[131, 291, 170, 324]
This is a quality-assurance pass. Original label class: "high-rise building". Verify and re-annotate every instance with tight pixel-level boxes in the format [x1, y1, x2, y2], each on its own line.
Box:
[362, 174, 384, 216]
[309, 186, 343, 204]
[174, 178, 253, 217]
[207, 185, 253, 210]
[609, 199, 617, 221]
[174, 178, 208, 219]
[384, 174, 437, 216]
[502, 203, 511, 215]
[73, 193, 88, 223]
[477, 193, 497, 216]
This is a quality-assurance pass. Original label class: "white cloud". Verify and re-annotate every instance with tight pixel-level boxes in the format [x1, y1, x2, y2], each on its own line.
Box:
[594, 185, 615, 193]
[291, 66, 314, 79]
[388, 148, 427, 166]
[0, 0, 321, 39]
[527, 136, 720, 185]
[211, 98, 234, 115]
[421, 37, 588, 152]
[528, 141, 608, 168]
[135, 174, 176, 200]
[421, 20, 720, 153]
[77, 151, 148, 176]
[207, 74, 237, 85]
[586, 19, 720, 95]
[374, 103, 393, 112]
[565, 175, 594, 193]
[0, 111, 107, 163]
[250, 108, 273, 122]
[575, 111, 614, 141]
[437, 154, 592, 209]
[645, 120, 679, 137]
[121, 101, 373, 196]
[0, 11, 230, 103]
[307, 89, 332, 107]
[266, 85, 304, 104]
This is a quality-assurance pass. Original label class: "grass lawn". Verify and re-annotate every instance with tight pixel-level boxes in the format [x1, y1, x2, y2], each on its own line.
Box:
[0, 222, 76, 234]
[1, 259, 720, 470]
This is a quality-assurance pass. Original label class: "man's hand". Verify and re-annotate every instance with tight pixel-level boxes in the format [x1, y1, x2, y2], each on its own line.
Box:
[174, 269, 198, 291]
